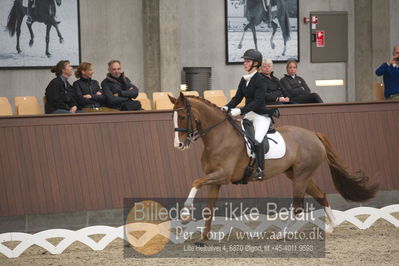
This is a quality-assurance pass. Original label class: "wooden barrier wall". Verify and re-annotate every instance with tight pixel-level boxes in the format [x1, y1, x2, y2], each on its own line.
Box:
[0, 102, 398, 217]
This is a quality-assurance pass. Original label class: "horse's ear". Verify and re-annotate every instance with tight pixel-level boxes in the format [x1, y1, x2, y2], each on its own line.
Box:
[179, 92, 186, 99]
[168, 94, 177, 104]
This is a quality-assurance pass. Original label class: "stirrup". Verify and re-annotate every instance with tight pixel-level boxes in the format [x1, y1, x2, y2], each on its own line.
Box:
[254, 168, 264, 181]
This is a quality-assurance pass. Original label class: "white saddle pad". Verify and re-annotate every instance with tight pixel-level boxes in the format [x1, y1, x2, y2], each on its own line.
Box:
[241, 122, 286, 160]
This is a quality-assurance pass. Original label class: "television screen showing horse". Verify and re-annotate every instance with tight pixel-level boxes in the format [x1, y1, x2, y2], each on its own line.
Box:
[225, 0, 299, 63]
[0, 0, 80, 68]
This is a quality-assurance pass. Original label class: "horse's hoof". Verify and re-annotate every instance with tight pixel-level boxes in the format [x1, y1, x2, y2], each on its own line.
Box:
[29, 40, 34, 47]
[59, 38, 64, 44]
[271, 43, 275, 49]
[17, 50, 22, 54]
[195, 242, 205, 247]
[46, 53, 52, 58]
[238, 44, 242, 49]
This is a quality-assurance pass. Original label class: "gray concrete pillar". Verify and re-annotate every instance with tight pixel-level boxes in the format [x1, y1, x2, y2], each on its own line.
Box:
[159, 0, 181, 95]
[143, 0, 161, 98]
[143, 0, 181, 99]
[355, 0, 390, 101]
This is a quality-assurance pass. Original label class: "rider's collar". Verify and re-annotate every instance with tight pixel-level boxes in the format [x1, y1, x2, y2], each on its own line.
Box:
[243, 71, 257, 81]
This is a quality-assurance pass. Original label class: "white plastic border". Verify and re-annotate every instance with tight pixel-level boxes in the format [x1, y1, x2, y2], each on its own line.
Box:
[0, 204, 398, 258]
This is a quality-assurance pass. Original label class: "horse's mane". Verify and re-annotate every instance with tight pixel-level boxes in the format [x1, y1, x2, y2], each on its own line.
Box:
[185, 95, 226, 115]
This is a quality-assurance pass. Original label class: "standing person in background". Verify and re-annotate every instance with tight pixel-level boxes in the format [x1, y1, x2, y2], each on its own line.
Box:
[45, 60, 79, 114]
[375, 45, 399, 100]
[101, 60, 141, 111]
[259, 58, 289, 105]
[280, 60, 323, 104]
[73, 62, 117, 112]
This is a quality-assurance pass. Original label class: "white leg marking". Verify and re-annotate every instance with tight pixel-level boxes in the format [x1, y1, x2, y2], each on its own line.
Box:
[173, 111, 180, 148]
[325, 205, 338, 228]
[184, 187, 198, 206]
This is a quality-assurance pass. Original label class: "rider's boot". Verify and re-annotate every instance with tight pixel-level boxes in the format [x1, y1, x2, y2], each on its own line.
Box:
[254, 141, 265, 181]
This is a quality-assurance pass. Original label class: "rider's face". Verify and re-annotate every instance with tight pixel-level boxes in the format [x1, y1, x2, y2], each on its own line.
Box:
[243, 59, 255, 72]
[287, 62, 297, 76]
[109, 62, 122, 78]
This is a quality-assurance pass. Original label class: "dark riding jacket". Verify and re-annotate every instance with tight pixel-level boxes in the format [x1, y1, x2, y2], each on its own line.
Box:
[45, 76, 77, 114]
[227, 72, 274, 116]
[101, 73, 139, 109]
[73, 78, 105, 109]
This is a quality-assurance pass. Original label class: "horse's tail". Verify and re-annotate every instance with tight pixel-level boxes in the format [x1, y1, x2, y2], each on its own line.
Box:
[316, 132, 379, 202]
[6, 0, 22, 37]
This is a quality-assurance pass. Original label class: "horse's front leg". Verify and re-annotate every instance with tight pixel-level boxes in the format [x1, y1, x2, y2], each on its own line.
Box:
[16, 18, 23, 53]
[27, 23, 34, 47]
[201, 184, 221, 241]
[238, 23, 251, 49]
[53, 24, 64, 44]
[45, 24, 52, 57]
[250, 25, 258, 50]
[181, 168, 227, 223]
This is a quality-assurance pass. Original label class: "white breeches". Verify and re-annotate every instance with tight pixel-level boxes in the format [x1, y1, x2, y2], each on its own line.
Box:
[244, 111, 271, 143]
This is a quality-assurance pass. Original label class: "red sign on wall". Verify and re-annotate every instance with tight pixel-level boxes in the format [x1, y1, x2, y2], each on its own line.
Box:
[316, 30, 325, 47]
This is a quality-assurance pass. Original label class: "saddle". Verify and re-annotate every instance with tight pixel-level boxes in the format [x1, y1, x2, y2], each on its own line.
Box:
[232, 118, 286, 185]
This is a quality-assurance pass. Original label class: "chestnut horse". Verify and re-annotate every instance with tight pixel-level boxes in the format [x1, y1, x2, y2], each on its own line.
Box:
[169, 93, 378, 240]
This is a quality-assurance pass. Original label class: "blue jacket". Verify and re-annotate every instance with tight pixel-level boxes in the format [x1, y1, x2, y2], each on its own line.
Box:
[375, 63, 399, 98]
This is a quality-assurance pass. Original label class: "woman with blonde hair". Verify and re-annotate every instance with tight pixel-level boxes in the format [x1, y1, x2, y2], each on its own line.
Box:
[73, 62, 117, 112]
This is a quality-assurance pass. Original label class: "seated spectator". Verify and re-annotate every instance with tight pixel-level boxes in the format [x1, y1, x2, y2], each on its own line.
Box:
[73, 62, 118, 112]
[101, 60, 141, 111]
[45, 60, 80, 114]
[375, 44, 399, 100]
[280, 60, 323, 104]
[259, 58, 290, 105]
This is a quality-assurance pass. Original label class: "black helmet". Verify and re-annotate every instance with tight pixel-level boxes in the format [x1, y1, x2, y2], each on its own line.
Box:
[242, 49, 262, 67]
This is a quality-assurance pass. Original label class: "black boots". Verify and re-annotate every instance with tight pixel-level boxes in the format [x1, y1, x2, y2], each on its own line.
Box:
[254, 141, 265, 180]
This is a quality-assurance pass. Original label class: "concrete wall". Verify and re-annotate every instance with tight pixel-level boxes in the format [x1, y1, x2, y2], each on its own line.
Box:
[0, 0, 144, 111]
[180, 0, 355, 103]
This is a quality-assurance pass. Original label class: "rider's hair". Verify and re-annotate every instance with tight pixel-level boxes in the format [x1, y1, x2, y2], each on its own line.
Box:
[75, 62, 92, 78]
[51, 60, 70, 76]
[108, 60, 121, 68]
[286, 59, 297, 70]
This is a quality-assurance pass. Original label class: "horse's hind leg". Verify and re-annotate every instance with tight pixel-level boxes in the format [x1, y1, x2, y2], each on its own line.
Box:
[45, 24, 52, 57]
[53, 24, 64, 44]
[27, 23, 34, 47]
[306, 181, 338, 233]
[250, 25, 258, 50]
[270, 21, 277, 50]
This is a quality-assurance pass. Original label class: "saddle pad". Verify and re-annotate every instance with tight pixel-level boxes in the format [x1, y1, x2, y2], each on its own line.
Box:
[241, 122, 286, 160]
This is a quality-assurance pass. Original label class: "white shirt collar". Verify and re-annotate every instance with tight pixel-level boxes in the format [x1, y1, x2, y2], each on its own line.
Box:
[243, 71, 257, 81]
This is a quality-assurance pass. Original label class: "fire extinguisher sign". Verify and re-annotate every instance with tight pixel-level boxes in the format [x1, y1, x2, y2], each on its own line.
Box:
[316, 30, 325, 48]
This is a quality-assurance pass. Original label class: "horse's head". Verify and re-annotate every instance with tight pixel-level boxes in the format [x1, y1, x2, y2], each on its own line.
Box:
[169, 92, 200, 150]
[56, 0, 62, 7]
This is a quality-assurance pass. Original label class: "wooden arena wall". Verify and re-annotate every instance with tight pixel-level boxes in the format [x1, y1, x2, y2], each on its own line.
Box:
[0, 102, 398, 217]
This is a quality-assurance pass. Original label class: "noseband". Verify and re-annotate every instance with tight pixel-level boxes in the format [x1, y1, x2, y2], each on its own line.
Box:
[174, 98, 228, 144]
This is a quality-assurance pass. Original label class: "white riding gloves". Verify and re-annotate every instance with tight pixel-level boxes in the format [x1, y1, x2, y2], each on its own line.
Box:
[221, 106, 229, 112]
[230, 108, 241, 117]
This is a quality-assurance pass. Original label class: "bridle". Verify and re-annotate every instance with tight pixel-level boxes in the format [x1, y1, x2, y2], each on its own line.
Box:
[174, 98, 228, 145]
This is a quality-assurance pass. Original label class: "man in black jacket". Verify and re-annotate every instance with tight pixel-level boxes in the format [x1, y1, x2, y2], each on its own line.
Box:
[101, 60, 141, 111]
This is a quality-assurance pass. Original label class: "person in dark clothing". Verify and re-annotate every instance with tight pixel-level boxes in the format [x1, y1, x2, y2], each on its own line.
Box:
[45, 60, 80, 114]
[101, 60, 141, 111]
[73, 62, 117, 112]
[280, 60, 323, 104]
[260, 58, 289, 105]
[222, 49, 275, 181]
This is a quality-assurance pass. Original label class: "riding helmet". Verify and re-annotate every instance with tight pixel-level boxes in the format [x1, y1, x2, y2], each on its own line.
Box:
[242, 49, 263, 67]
